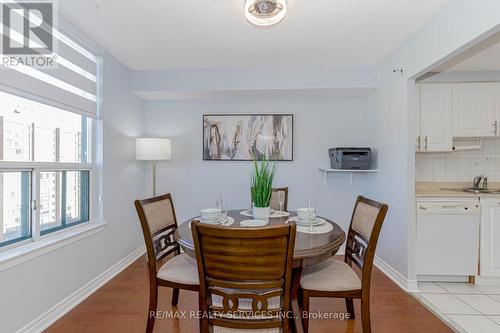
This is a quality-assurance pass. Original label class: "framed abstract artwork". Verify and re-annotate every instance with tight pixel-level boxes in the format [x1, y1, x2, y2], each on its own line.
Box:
[203, 114, 293, 161]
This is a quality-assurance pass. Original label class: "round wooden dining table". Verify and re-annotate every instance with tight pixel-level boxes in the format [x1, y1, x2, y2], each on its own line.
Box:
[175, 209, 346, 333]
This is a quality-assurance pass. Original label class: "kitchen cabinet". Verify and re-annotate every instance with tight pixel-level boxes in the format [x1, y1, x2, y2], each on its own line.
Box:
[497, 83, 500, 123]
[416, 84, 453, 152]
[480, 198, 500, 277]
[453, 83, 497, 137]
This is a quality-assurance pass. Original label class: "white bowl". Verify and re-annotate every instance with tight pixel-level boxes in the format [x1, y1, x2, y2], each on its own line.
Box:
[200, 208, 219, 222]
[296, 208, 313, 221]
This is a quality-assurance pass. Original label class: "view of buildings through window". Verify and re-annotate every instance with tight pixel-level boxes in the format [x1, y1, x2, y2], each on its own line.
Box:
[0, 91, 91, 245]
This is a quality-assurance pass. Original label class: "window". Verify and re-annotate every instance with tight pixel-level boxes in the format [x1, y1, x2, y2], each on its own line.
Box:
[0, 91, 94, 247]
[0, 171, 30, 246]
[0, 8, 100, 251]
[39, 171, 90, 235]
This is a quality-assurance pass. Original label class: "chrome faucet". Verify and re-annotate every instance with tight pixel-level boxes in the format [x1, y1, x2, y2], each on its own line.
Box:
[473, 175, 482, 188]
[473, 175, 488, 190]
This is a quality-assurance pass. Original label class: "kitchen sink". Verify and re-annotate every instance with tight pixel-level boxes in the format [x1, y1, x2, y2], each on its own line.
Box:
[440, 187, 500, 194]
[463, 188, 496, 194]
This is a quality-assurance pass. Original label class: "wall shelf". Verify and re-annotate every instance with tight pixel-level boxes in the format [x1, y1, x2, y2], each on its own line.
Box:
[319, 168, 379, 187]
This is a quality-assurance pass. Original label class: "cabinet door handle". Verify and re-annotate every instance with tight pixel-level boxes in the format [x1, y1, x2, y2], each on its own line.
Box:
[417, 136, 421, 151]
[495, 121, 498, 136]
[424, 136, 428, 151]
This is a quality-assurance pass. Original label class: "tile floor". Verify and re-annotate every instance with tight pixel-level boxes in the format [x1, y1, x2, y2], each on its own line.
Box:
[413, 282, 500, 333]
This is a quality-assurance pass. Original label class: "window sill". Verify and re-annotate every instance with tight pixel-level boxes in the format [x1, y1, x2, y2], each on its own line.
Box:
[0, 222, 106, 272]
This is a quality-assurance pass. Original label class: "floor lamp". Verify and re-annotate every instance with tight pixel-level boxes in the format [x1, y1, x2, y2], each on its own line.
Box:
[136, 138, 172, 196]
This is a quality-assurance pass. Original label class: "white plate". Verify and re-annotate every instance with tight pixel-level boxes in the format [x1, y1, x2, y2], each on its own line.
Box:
[190, 216, 235, 228]
[297, 223, 333, 234]
[240, 210, 290, 218]
[199, 218, 222, 224]
[288, 216, 326, 226]
[240, 219, 268, 227]
[199, 216, 233, 225]
[270, 211, 290, 218]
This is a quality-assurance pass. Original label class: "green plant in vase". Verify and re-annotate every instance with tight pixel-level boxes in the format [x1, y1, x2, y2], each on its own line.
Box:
[250, 157, 277, 220]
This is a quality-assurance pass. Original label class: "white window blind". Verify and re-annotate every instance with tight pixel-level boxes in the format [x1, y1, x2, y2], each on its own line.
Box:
[0, 7, 99, 118]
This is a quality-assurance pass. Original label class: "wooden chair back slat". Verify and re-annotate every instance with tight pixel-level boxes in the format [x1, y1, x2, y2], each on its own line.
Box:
[206, 278, 283, 290]
[192, 221, 296, 332]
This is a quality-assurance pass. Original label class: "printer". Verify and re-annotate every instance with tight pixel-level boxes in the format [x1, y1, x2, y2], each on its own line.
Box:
[329, 147, 372, 170]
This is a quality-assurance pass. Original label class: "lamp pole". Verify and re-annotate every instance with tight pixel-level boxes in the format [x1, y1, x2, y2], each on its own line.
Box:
[152, 160, 157, 196]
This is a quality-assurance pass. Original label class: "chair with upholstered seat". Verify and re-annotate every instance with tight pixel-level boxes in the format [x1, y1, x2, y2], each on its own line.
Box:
[191, 220, 296, 333]
[270, 187, 289, 212]
[135, 194, 199, 333]
[300, 196, 388, 333]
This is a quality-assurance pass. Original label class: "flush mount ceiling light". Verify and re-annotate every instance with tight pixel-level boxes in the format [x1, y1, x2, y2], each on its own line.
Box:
[245, 0, 287, 28]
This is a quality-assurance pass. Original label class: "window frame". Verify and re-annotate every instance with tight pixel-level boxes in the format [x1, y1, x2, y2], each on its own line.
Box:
[0, 164, 96, 249]
[0, 169, 31, 247]
[0, 94, 102, 252]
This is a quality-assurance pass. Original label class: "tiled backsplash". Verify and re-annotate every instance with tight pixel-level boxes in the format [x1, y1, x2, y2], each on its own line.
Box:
[416, 138, 500, 182]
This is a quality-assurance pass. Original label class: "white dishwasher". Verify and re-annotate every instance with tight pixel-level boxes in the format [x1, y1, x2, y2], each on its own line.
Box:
[416, 198, 480, 280]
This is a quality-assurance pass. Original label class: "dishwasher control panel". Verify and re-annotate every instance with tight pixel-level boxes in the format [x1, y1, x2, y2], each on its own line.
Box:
[417, 199, 480, 215]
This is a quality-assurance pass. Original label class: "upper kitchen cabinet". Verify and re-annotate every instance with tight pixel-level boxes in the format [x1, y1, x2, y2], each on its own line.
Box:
[453, 83, 497, 137]
[417, 83, 453, 152]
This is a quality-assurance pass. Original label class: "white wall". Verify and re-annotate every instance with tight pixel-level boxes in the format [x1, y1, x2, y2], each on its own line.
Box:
[365, 71, 414, 281]
[0, 53, 145, 333]
[144, 95, 371, 232]
[366, 0, 500, 283]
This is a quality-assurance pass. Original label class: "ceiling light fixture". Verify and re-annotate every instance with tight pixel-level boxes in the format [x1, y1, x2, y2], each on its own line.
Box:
[245, 0, 287, 28]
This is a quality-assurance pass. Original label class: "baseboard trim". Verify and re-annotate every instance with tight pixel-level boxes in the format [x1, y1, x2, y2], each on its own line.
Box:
[374, 256, 418, 293]
[16, 245, 146, 333]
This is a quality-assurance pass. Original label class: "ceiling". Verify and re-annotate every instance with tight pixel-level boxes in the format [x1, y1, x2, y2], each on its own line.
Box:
[435, 32, 500, 72]
[59, 0, 451, 71]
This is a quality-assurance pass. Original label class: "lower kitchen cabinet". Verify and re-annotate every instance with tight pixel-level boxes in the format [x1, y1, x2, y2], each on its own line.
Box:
[480, 198, 500, 277]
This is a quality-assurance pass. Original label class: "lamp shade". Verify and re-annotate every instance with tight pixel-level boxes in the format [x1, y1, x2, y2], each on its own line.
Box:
[136, 138, 172, 161]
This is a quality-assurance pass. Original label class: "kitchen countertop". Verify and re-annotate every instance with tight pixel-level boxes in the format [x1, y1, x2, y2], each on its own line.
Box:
[416, 182, 500, 198]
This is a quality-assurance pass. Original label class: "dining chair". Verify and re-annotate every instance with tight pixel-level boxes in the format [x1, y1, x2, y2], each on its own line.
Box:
[191, 220, 297, 333]
[299, 196, 388, 333]
[249, 187, 288, 212]
[135, 194, 199, 333]
[270, 187, 289, 211]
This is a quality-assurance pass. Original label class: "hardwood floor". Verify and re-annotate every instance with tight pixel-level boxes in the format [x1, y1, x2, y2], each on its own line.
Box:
[46, 255, 453, 333]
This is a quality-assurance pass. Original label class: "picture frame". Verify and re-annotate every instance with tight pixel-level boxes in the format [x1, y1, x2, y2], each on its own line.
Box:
[203, 114, 294, 161]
